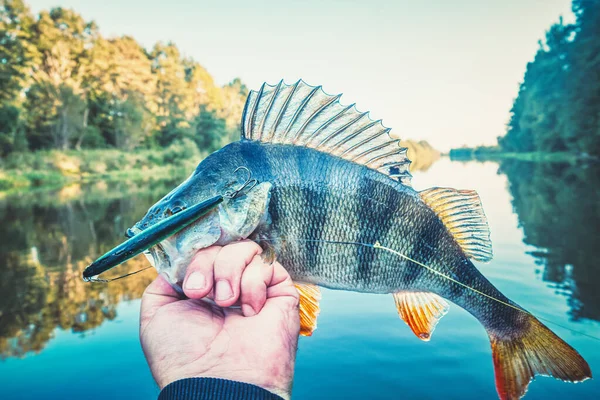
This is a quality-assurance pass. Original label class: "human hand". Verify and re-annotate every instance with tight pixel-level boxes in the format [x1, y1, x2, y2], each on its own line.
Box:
[140, 240, 300, 399]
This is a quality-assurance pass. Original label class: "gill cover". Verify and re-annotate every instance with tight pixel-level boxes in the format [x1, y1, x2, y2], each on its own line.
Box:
[218, 181, 272, 244]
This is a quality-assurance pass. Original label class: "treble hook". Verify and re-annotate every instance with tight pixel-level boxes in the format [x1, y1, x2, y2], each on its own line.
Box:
[224, 166, 258, 199]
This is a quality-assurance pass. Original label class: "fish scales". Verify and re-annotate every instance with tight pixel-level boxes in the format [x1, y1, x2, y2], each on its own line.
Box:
[223, 141, 519, 333]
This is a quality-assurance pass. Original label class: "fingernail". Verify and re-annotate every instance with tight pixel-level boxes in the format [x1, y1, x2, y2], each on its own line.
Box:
[242, 304, 256, 317]
[215, 280, 233, 301]
[185, 272, 206, 290]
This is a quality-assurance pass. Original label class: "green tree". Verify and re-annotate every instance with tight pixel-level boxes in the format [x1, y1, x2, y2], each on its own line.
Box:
[194, 106, 229, 152]
[563, 0, 600, 154]
[112, 92, 154, 150]
[502, 20, 573, 153]
[501, 1, 600, 155]
[0, 104, 27, 155]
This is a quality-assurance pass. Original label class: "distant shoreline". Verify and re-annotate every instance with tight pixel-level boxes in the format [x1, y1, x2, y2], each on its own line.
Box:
[2, 145, 594, 195]
[447, 147, 598, 163]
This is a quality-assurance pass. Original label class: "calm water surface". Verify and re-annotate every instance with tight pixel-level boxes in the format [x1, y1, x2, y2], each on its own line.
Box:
[0, 158, 598, 399]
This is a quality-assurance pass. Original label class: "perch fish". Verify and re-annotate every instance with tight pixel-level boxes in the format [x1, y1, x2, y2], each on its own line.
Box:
[86, 80, 591, 400]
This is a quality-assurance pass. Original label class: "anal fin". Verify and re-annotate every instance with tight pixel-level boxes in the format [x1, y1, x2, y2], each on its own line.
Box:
[294, 283, 321, 336]
[393, 291, 449, 341]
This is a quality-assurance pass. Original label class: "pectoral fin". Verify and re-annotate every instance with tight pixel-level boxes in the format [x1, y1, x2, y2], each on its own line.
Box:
[393, 291, 449, 341]
[294, 283, 321, 337]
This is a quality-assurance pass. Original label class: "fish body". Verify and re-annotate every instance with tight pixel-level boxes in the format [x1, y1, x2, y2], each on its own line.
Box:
[130, 81, 590, 400]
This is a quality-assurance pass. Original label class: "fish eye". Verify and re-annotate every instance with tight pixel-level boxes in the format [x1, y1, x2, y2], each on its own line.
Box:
[164, 200, 187, 217]
[125, 228, 135, 238]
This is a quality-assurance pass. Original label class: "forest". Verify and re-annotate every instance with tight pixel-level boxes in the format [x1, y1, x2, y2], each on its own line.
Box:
[0, 0, 247, 157]
[500, 0, 599, 155]
[0, 0, 440, 191]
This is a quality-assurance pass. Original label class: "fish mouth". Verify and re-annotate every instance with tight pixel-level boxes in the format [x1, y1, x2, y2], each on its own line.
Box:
[83, 195, 224, 282]
[145, 242, 171, 271]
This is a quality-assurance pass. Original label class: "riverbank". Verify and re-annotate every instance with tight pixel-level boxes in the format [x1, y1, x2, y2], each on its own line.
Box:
[448, 146, 597, 163]
[0, 138, 442, 194]
[0, 139, 201, 193]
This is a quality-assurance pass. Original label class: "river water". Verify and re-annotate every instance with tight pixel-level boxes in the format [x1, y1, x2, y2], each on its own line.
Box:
[0, 157, 598, 399]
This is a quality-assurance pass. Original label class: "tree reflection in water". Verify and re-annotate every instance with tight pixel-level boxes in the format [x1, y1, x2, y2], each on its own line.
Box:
[0, 180, 172, 359]
[499, 159, 600, 321]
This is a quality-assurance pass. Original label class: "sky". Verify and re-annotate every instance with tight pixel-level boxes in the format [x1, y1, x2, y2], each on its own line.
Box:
[27, 0, 574, 151]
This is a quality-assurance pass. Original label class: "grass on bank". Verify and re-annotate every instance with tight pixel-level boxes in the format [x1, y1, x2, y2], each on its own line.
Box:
[0, 139, 202, 192]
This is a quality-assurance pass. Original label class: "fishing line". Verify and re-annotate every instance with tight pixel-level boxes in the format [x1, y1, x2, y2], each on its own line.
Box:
[85, 265, 154, 283]
[261, 237, 600, 341]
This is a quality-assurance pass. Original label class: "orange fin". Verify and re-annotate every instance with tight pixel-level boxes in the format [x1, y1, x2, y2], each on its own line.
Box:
[294, 283, 321, 337]
[489, 316, 591, 400]
[393, 291, 449, 341]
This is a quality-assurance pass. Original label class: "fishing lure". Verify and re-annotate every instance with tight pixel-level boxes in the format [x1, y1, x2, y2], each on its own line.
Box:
[82, 167, 258, 282]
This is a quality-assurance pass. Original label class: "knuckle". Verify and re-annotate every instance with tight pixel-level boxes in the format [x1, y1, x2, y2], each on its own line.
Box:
[226, 239, 262, 257]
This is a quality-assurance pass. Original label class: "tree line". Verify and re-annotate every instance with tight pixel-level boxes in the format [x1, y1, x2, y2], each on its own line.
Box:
[500, 0, 599, 155]
[0, 0, 248, 156]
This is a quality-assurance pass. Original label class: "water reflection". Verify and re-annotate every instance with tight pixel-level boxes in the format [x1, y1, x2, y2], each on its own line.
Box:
[1, 156, 598, 362]
[499, 159, 600, 321]
[0, 180, 183, 358]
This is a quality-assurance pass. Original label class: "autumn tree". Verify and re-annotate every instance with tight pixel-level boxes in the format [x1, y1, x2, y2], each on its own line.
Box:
[0, 0, 38, 102]
[0, 1, 248, 155]
[24, 8, 97, 149]
[85, 36, 156, 149]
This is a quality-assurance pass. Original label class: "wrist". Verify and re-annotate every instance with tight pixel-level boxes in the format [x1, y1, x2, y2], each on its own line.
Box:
[158, 377, 286, 400]
[152, 354, 295, 400]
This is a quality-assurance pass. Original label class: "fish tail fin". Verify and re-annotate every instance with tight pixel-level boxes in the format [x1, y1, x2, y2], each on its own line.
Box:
[488, 315, 591, 400]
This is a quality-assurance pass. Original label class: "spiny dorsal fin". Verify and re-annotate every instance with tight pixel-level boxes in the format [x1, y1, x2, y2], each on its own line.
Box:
[393, 291, 449, 341]
[241, 80, 412, 185]
[294, 282, 321, 336]
[419, 187, 493, 262]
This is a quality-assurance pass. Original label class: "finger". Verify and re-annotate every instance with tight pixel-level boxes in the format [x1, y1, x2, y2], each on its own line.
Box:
[240, 255, 274, 316]
[257, 261, 300, 338]
[264, 261, 299, 312]
[182, 246, 221, 299]
[213, 240, 262, 307]
[140, 274, 181, 334]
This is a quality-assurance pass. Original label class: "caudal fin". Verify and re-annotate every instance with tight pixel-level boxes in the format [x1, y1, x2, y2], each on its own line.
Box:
[489, 316, 591, 400]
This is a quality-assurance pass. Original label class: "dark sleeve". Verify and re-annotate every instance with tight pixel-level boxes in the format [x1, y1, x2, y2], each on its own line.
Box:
[158, 378, 285, 400]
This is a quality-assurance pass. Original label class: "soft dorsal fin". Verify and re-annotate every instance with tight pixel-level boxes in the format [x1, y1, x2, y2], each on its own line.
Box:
[393, 291, 449, 341]
[419, 187, 493, 262]
[241, 80, 412, 185]
[294, 282, 321, 336]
